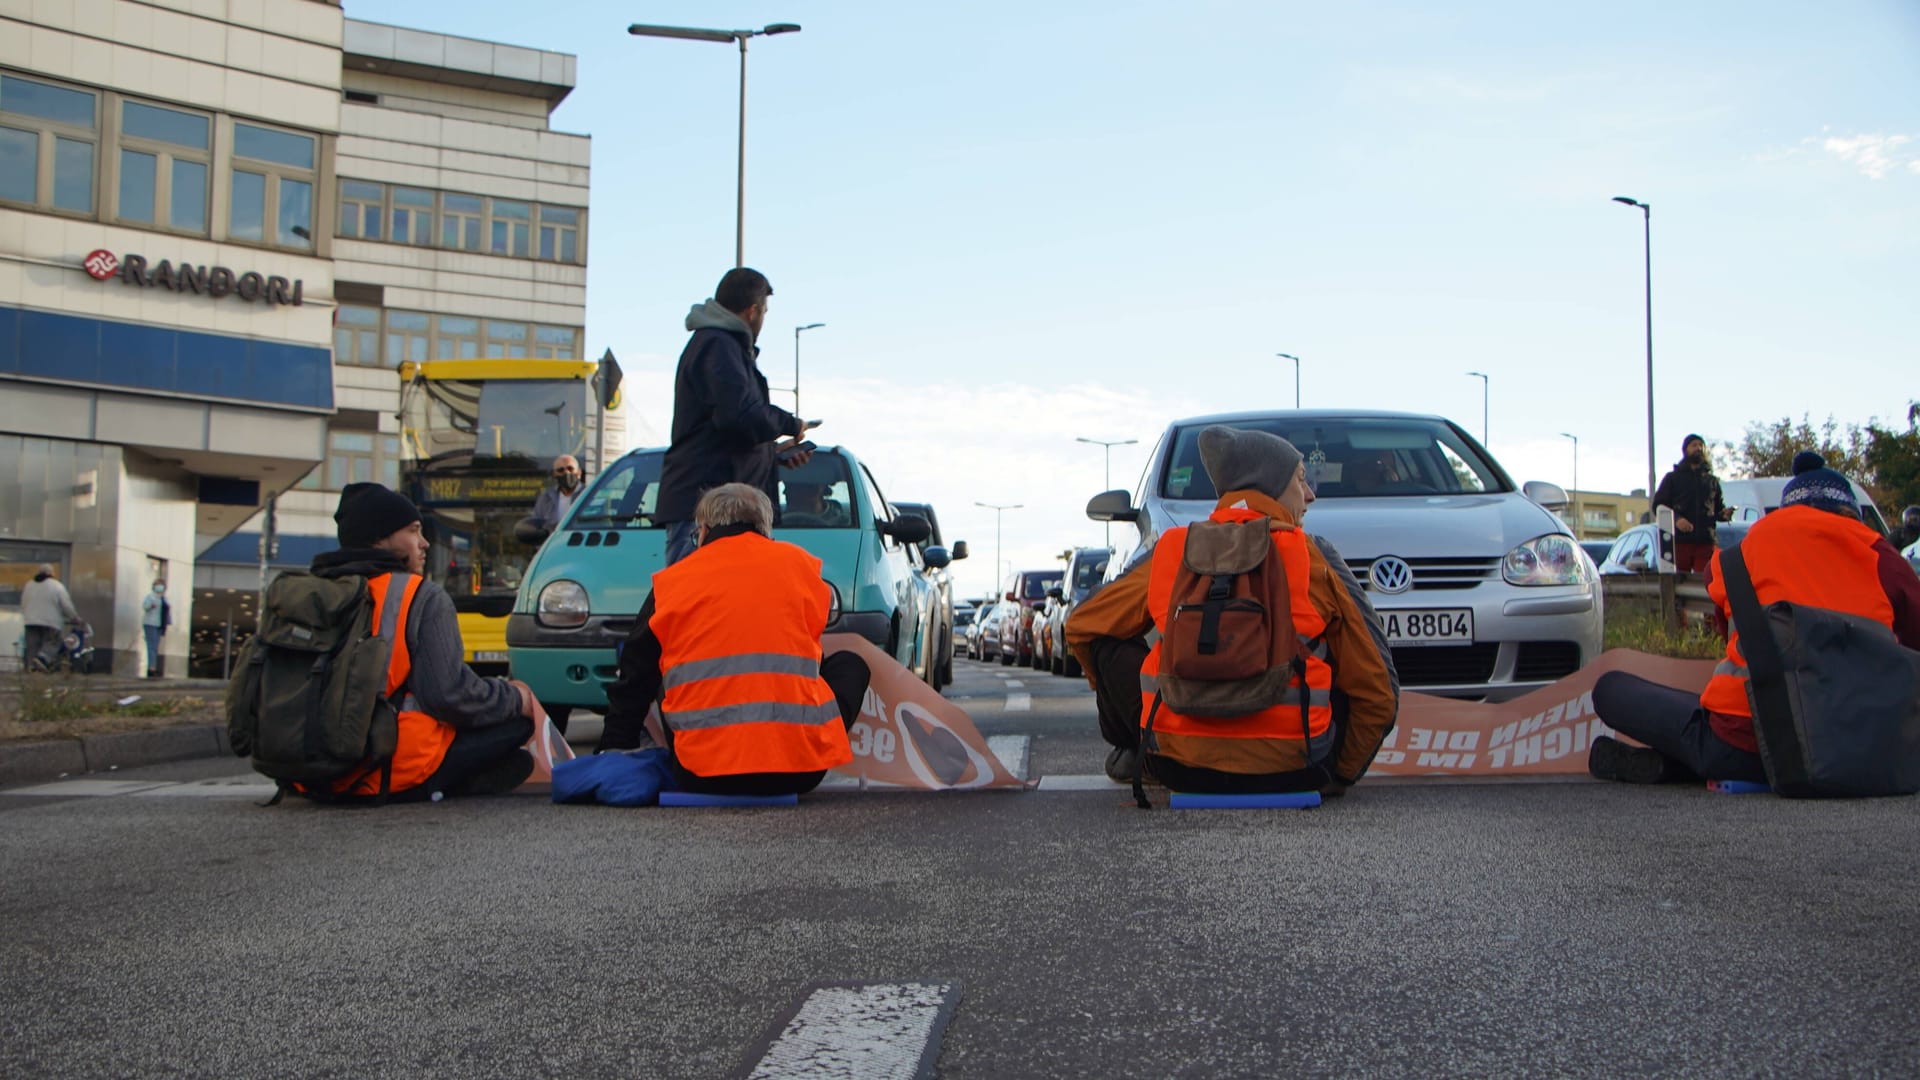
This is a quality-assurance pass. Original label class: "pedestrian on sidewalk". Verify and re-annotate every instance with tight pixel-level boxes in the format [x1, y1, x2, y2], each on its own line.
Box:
[140, 579, 170, 678]
[21, 565, 81, 672]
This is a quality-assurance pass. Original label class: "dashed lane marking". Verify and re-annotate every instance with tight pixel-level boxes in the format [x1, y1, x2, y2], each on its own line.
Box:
[1035, 774, 1120, 791]
[1004, 692, 1031, 712]
[986, 735, 1030, 779]
[1004, 679, 1024, 689]
[743, 980, 960, 1080]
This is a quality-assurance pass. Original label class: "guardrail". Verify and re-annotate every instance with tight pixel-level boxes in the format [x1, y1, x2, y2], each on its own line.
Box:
[1600, 573, 1716, 623]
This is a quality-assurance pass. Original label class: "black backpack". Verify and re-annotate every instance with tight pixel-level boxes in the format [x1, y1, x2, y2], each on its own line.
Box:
[225, 572, 410, 800]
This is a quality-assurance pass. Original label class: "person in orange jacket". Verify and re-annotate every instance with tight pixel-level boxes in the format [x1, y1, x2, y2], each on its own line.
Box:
[1589, 452, 1920, 784]
[1066, 426, 1399, 795]
[599, 483, 869, 796]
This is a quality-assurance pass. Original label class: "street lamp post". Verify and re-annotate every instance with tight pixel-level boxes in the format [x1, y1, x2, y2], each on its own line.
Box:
[975, 501, 1022, 597]
[1560, 432, 1580, 537]
[1466, 371, 1489, 445]
[792, 322, 823, 417]
[1074, 436, 1137, 546]
[1276, 353, 1300, 408]
[1613, 195, 1655, 501]
[627, 21, 802, 267]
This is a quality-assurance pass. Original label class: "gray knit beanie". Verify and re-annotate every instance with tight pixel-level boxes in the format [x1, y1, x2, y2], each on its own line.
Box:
[1198, 425, 1304, 500]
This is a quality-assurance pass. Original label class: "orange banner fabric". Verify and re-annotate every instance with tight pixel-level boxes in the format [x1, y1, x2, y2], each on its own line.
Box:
[1370, 650, 1715, 778]
[823, 633, 1028, 790]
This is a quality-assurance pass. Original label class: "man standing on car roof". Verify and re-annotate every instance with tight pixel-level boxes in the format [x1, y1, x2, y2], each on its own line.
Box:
[656, 267, 816, 566]
[1651, 433, 1732, 573]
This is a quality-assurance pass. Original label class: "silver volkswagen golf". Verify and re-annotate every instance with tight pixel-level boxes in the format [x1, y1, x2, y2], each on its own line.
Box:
[1087, 410, 1602, 701]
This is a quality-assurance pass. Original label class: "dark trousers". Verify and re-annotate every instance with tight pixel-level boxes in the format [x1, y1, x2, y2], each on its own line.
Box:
[1088, 635, 1337, 794]
[405, 717, 535, 800]
[668, 652, 872, 797]
[23, 624, 58, 670]
[1592, 671, 1767, 783]
[1675, 540, 1715, 574]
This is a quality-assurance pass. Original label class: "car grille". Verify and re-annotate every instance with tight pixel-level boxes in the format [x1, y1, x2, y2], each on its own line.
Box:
[1391, 644, 1498, 686]
[1348, 556, 1501, 591]
[1515, 641, 1581, 681]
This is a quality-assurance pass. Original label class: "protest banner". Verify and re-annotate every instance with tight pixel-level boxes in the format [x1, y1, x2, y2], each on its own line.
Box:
[823, 633, 1028, 790]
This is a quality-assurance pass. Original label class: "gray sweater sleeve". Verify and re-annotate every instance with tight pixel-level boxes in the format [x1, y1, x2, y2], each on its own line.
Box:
[402, 580, 523, 730]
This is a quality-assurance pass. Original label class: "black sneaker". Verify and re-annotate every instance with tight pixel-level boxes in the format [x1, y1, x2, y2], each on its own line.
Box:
[1587, 736, 1680, 784]
[457, 750, 535, 796]
[1105, 746, 1138, 784]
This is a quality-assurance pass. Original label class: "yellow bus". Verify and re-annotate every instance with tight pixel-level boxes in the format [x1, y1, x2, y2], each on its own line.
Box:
[398, 358, 600, 673]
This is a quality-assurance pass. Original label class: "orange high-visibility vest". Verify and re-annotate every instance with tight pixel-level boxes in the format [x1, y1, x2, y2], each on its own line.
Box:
[332, 572, 457, 795]
[1141, 507, 1334, 770]
[1702, 505, 1894, 721]
[651, 532, 852, 777]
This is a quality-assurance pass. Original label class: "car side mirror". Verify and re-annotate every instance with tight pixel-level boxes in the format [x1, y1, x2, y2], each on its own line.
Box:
[883, 514, 932, 545]
[1523, 481, 1570, 511]
[1047, 587, 1063, 600]
[513, 517, 551, 545]
[1005, 591, 1017, 601]
[1086, 489, 1139, 523]
[950, 540, 969, 560]
[1624, 553, 1649, 572]
[923, 545, 952, 569]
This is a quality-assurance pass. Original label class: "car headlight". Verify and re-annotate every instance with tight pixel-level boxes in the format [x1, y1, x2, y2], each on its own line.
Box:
[536, 579, 590, 628]
[825, 581, 843, 628]
[1502, 534, 1591, 586]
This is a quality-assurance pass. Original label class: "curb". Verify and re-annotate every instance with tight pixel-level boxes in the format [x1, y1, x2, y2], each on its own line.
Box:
[0, 724, 227, 788]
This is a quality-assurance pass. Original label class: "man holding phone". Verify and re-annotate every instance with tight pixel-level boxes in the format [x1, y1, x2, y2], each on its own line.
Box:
[656, 267, 820, 565]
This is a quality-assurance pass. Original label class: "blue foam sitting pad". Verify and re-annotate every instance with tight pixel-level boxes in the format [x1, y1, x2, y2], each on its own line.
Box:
[1169, 791, 1322, 809]
[659, 791, 799, 808]
[551, 748, 674, 807]
[1707, 780, 1772, 795]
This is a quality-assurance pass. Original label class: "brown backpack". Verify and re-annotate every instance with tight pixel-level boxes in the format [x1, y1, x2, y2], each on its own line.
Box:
[1157, 518, 1305, 717]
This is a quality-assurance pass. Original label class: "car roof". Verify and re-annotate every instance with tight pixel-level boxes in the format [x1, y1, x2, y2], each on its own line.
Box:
[1166, 408, 1456, 427]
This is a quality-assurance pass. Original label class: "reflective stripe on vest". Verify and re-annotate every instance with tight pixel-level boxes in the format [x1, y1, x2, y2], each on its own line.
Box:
[336, 572, 456, 795]
[652, 532, 853, 777]
[1699, 505, 1895, 720]
[1139, 511, 1335, 742]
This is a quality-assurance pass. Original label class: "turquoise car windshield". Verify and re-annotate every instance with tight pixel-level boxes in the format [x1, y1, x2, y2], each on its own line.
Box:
[570, 451, 663, 527]
[568, 450, 858, 529]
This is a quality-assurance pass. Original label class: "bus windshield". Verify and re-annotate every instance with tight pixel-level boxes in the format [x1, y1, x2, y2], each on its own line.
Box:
[403, 376, 589, 466]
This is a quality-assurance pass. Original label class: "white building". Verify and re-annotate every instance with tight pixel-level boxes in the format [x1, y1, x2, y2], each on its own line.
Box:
[0, 1, 600, 676]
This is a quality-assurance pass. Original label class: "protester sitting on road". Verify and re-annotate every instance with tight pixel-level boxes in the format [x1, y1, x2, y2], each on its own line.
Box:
[305, 482, 542, 800]
[598, 483, 868, 796]
[1590, 452, 1920, 785]
[20, 563, 81, 672]
[1066, 426, 1399, 795]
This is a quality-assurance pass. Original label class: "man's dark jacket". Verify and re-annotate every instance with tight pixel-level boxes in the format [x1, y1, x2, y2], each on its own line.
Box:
[656, 300, 803, 523]
[1652, 460, 1727, 542]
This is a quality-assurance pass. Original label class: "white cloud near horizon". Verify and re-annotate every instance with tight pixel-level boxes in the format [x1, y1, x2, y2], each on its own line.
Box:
[1815, 132, 1917, 180]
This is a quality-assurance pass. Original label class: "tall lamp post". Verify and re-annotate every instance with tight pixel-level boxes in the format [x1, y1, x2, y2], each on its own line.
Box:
[1466, 371, 1490, 445]
[1074, 436, 1137, 546]
[1613, 195, 1655, 501]
[1560, 432, 1580, 537]
[792, 322, 823, 417]
[975, 501, 1022, 597]
[1276, 352, 1301, 408]
[628, 21, 802, 267]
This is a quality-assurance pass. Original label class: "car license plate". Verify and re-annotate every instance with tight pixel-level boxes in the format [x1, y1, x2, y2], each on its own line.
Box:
[473, 651, 508, 662]
[1381, 609, 1473, 647]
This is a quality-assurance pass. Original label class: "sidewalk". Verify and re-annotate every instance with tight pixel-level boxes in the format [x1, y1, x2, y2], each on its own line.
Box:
[0, 675, 233, 788]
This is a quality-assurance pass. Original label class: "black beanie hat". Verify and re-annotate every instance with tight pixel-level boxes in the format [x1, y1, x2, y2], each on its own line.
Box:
[334, 482, 422, 548]
[1682, 433, 1705, 454]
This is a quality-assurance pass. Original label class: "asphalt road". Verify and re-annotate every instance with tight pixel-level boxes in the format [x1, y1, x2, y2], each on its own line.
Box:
[3, 657, 1918, 1078]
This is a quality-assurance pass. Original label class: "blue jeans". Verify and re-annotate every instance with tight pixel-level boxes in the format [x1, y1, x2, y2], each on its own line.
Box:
[144, 625, 162, 674]
[664, 520, 699, 566]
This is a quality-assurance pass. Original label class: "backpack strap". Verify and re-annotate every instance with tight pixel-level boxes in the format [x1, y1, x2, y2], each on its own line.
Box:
[1720, 547, 1794, 767]
[1196, 575, 1234, 655]
[1133, 691, 1163, 810]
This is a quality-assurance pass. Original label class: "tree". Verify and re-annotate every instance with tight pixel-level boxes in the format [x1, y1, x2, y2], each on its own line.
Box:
[1734, 414, 1870, 481]
[1864, 402, 1920, 516]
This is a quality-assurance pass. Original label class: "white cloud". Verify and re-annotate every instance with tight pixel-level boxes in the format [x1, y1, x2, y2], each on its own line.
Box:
[1815, 132, 1917, 180]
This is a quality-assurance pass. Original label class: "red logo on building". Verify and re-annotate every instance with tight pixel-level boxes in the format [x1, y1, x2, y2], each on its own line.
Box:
[83, 249, 120, 280]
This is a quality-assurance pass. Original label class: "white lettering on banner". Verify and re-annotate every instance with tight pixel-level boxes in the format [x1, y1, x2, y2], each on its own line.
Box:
[1375, 750, 1405, 765]
[1487, 717, 1615, 769]
[1490, 690, 1595, 749]
[1416, 752, 1477, 769]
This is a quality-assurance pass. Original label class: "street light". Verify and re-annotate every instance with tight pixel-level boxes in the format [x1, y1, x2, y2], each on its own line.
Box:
[792, 322, 823, 417]
[628, 21, 803, 267]
[1613, 195, 1655, 501]
[1276, 353, 1300, 408]
[975, 501, 1022, 597]
[1466, 371, 1489, 445]
[1075, 436, 1138, 546]
[1560, 432, 1580, 537]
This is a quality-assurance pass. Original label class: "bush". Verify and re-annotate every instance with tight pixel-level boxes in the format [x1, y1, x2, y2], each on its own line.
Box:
[1605, 612, 1724, 659]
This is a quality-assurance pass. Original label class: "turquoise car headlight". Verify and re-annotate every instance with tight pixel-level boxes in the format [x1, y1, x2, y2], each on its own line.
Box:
[1503, 534, 1591, 586]
[536, 579, 590, 628]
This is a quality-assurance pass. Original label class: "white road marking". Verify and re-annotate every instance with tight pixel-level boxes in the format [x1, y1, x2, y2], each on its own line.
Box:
[747, 981, 959, 1080]
[986, 735, 1030, 779]
[1035, 774, 1120, 791]
[1, 779, 176, 797]
[1004, 679, 1024, 689]
[1004, 692, 1031, 712]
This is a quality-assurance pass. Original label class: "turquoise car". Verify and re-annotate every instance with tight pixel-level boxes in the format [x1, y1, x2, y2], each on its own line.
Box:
[505, 445, 944, 721]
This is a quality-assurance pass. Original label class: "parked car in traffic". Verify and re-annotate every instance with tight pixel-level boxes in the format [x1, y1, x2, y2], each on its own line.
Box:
[978, 597, 1019, 663]
[1579, 539, 1616, 568]
[1721, 476, 1890, 537]
[1041, 547, 1111, 676]
[1087, 409, 1602, 701]
[507, 445, 937, 721]
[893, 500, 967, 689]
[953, 603, 977, 656]
[1001, 568, 1063, 667]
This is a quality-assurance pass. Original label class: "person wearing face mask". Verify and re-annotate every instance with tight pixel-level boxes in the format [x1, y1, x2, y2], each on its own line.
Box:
[529, 454, 584, 534]
[1651, 434, 1732, 573]
[140, 580, 171, 678]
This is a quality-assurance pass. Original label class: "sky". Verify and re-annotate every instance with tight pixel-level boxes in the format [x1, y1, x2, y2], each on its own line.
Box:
[374, 0, 1918, 600]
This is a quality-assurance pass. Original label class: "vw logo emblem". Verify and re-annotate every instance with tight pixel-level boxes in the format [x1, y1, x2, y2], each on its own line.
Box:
[1369, 556, 1414, 595]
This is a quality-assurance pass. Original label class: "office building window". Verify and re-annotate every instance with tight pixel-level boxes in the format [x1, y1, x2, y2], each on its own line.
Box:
[116, 100, 211, 233]
[334, 305, 382, 367]
[231, 122, 316, 250]
[442, 193, 483, 251]
[490, 199, 531, 257]
[299, 431, 402, 492]
[539, 205, 580, 263]
[485, 319, 529, 358]
[391, 186, 434, 246]
[385, 310, 430, 366]
[533, 325, 579, 360]
[435, 315, 482, 359]
[338, 179, 383, 240]
[0, 73, 97, 214]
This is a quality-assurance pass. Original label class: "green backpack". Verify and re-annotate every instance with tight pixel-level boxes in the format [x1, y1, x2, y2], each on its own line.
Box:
[224, 571, 410, 799]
